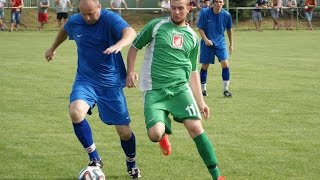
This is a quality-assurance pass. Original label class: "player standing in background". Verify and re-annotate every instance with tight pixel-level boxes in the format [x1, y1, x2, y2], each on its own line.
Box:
[55, 0, 72, 27]
[44, 0, 141, 178]
[126, 0, 224, 179]
[197, 0, 233, 97]
[37, 0, 49, 31]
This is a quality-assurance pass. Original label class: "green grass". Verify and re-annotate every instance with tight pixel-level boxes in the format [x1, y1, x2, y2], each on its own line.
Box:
[0, 30, 320, 179]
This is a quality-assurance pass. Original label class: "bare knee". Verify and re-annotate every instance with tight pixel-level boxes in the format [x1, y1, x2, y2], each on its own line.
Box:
[116, 125, 133, 141]
[148, 123, 166, 142]
[69, 100, 89, 123]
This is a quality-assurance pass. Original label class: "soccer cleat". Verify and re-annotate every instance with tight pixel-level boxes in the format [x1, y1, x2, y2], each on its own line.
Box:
[128, 167, 141, 179]
[159, 134, 171, 156]
[217, 176, 225, 180]
[223, 90, 232, 98]
[88, 160, 104, 168]
[202, 90, 208, 96]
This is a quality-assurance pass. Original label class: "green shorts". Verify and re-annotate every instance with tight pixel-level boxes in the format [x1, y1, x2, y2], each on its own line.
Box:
[144, 83, 201, 134]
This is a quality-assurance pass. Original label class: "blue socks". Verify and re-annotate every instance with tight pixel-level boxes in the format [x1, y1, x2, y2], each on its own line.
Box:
[200, 68, 208, 84]
[73, 119, 100, 161]
[222, 67, 230, 81]
[121, 133, 137, 170]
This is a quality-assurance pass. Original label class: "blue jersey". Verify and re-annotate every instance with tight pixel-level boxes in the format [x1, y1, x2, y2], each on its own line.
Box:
[64, 10, 129, 88]
[197, 8, 232, 49]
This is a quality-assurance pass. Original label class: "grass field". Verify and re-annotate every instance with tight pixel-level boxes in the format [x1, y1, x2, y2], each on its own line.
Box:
[0, 30, 320, 179]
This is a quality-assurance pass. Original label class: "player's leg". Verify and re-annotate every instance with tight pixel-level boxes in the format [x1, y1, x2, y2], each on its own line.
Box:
[217, 49, 232, 97]
[144, 89, 172, 155]
[98, 88, 140, 178]
[170, 86, 223, 180]
[199, 41, 215, 96]
[69, 83, 102, 167]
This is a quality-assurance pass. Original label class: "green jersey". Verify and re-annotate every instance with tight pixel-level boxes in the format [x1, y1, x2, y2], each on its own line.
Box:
[132, 17, 199, 91]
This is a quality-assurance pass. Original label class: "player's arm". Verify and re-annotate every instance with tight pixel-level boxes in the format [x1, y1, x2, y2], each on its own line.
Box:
[190, 72, 210, 119]
[227, 28, 233, 54]
[126, 46, 139, 88]
[45, 27, 68, 61]
[198, 29, 213, 46]
[103, 27, 136, 54]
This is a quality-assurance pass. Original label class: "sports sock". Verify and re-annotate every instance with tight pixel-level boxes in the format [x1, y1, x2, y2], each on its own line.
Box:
[222, 67, 230, 91]
[121, 132, 136, 170]
[200, 68, 208, 85]
[194, 132, 221, 179]
[73, 119, 100, 161]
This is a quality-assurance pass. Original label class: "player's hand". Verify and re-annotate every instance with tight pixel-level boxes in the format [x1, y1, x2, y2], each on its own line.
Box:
[126, 71, 138, 88]
[103, 45, 122, 54]
[199, 102, 210, 120]
[204, 39, 213, 46]
[45, 48, 55, 62]
[229, 45, 233, 55]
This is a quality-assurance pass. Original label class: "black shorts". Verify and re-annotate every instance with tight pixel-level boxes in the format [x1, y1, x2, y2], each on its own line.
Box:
[56, 12, 68, 20]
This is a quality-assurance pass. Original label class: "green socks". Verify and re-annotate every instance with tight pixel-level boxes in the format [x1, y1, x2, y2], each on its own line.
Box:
[194, 132, 221, 179]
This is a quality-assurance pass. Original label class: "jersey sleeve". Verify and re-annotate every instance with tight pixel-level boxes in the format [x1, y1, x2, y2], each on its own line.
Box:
[226, 13, 233, 30]
[132, 18, 162, 50]
[108, 13, 130, 42]
[190, 38, 199, 72]
[197, 9, 206, 30]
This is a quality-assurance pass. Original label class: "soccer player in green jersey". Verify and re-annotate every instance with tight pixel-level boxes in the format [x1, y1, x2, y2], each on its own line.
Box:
[126, 0, 224, 179]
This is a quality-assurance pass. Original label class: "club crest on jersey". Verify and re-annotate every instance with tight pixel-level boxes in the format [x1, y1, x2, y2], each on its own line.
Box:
[172, 35, 183, 49]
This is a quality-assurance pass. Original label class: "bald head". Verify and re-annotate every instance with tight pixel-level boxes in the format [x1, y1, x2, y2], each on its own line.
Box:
[79, 0, 101, 24]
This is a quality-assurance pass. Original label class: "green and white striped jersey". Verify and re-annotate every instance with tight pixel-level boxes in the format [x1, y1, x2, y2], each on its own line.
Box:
[132, 17, 199, 91]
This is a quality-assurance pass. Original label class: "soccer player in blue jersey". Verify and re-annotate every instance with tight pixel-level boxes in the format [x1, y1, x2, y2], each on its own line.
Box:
[197, 0, 233, 97]
[44, 0, 141, 178]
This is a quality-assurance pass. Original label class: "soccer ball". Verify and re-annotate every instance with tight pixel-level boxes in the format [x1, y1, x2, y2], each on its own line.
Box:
[78, 166, 105, 180]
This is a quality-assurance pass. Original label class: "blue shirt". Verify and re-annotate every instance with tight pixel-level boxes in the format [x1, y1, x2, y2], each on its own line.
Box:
[64, 10, 129, 88]
[197, 8, 232, 49]
[253, 0, 267, 12]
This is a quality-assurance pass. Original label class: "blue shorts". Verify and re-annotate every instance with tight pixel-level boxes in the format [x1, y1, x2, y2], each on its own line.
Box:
[199, 41, 229, 64]
[70, 82, 130, 125]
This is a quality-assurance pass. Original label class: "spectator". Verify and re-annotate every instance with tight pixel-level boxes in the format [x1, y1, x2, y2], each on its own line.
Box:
[0, 0, 6, 31]
[270, 0, 282, 30]
[110, 0, 128, 16]
[187, 0, 199, 26]
[283, 0, 296, 30]
[252, 0, 267, 31]
[55, 0, 72, 27]
[304, 0, 317, 30]
[37, 0, 49, 31]
[160, 0, 170, 16]
[10, 0, 23, 32]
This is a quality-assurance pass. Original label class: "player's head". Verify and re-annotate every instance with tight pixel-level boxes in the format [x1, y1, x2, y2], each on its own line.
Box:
[213, 0, 224, 11]
[79, 0, 101, 25]
[170, 0, 191, 26]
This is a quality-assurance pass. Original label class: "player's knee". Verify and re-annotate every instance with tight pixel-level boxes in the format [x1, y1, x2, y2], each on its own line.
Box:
[69, 106, 86, 123]
[148, 131, 163, 142]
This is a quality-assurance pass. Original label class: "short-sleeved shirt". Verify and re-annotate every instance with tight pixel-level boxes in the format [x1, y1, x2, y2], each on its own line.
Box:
[197, 8, 232, 49]
[38, 0, 49, 13]
[11, 0, 22, 12]
[64, 10, 130, 88]
[132, 17, 199, 91]
[253, 0, 267, 12]
[56, 0, 70, 13]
